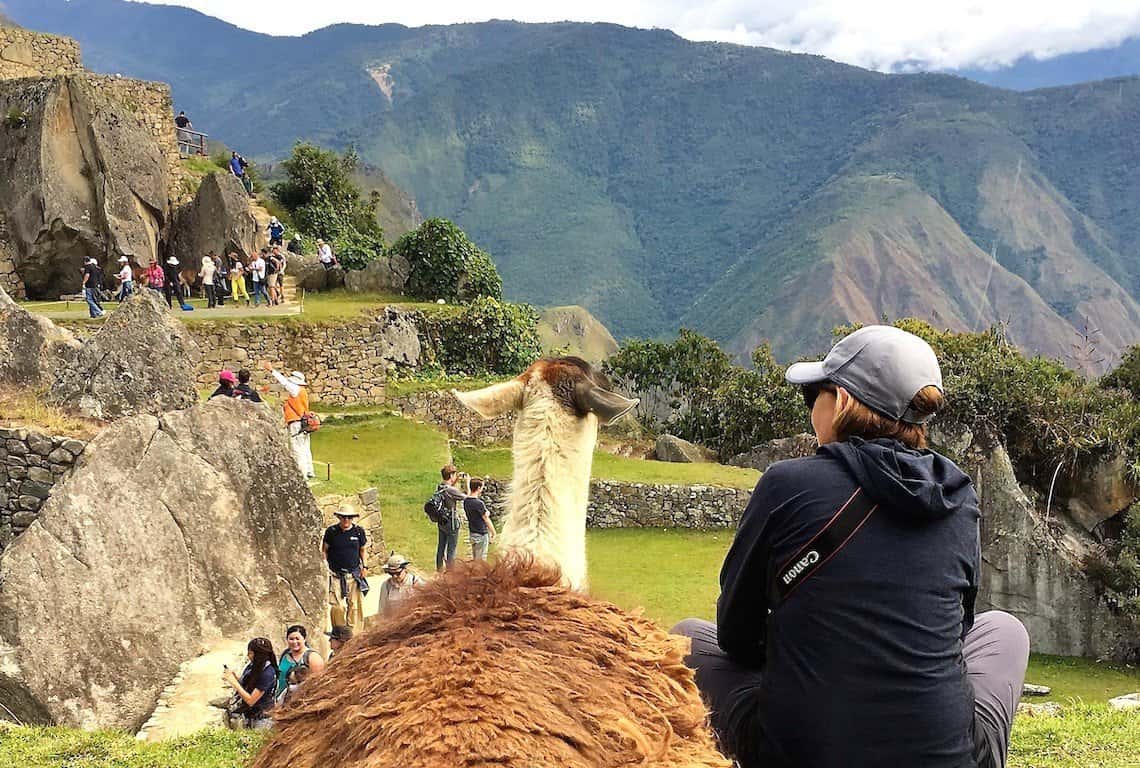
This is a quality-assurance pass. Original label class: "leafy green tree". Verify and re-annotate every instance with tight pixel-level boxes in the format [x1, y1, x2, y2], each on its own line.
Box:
[1103, 345, 1140, 400]
[390, 219, 502, 302]
[421, 297, 540, 375]
[271, 143, 385, 269]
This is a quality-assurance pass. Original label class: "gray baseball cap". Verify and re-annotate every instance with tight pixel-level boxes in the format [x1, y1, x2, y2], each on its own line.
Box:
[785, 325, 943, 424]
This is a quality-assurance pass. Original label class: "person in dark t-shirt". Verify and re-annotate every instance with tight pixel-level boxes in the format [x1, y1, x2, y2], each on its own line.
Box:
[322, 505, 368, 632]
[463, 477, 495, 561]
[234, 369, 262, 402]
[175, 111, 192, 129]
[223, 636, 277, 730]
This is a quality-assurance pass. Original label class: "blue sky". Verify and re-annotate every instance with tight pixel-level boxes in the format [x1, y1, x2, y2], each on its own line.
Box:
[130, 0, 1140, 71]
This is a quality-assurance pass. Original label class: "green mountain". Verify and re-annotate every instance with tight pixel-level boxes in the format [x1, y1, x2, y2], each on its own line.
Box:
[7, 0, 1140, 368]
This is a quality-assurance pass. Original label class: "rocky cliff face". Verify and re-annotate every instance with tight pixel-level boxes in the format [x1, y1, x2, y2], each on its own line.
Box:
[0, 285, 79, 388]
[0, 399, 326, 729]
[168, 172, 258, 263]
[0, 75, 168, 297]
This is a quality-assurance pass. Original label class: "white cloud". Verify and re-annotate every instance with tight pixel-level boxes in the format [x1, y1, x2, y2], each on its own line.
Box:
[131, 0, 1140, 71]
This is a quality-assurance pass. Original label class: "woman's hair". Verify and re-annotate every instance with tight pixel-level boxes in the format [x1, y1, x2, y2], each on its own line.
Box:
[244, 637, 279, 687]
[285, 625, 307, 640]
[833, 385, 944, 449]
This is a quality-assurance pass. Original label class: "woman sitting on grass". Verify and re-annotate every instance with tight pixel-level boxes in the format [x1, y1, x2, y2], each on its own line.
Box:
[674, 325, 1030, 768]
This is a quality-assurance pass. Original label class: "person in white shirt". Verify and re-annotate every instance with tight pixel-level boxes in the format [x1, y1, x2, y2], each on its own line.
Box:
[229, 255, 251, 306]
[200, 253, 218, 308]
[317, 239, 337, 271]
[250, 250, 268, 307]
[115, 256, 134, 303]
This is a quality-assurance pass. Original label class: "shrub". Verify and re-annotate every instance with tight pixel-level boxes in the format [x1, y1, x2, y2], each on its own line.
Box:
[390, 219, 502, 303]
[1103, 345, 1140, 400]
[420, 297, 540, 376]
[333, 229, 386, 272]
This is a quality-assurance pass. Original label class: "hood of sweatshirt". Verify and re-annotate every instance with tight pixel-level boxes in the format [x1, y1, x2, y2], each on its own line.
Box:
[819, 437, 978, 522]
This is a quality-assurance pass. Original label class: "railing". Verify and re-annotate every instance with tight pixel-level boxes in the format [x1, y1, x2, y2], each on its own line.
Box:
[176, 127, 209, 157]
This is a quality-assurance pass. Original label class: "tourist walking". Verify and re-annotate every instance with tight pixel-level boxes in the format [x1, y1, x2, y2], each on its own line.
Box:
[261, 361, 314, 477]
[268, 216, 285, 246]
[673, 325, 1029, 768]
[145, 258, 164, 297]
[200, 252, 218, 308]
[432, 465, 467, 571]
[276, 625, 325, 697]
[228, 255, 250, 306]
[322, 503, 369, 633]
[213, 251, 228, 306]
[223, 637, 278, 731]
[265, 246, 281, 305]
[250, 250, 268, 307]
[163, 256, 192, 311]
[235, 369, 262, 402]
[209, 369, 237, 399]
[377, 552, 426, 618]
[464, 478, 495, 561]
[82, 258, 104, 318]
[115, 256, 134, 302]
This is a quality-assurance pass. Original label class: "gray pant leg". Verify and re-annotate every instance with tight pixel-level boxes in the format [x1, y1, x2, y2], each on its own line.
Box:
[673, 618, 765, 764]
[963, 611, 1030, 768]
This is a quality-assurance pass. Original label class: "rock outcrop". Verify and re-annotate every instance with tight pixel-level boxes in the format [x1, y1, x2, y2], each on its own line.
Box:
[728, 433, 819, 472]
[288, 252, 345, 292]
[0, 75, 168, 297]
[48, 291, 200, 419]
[168, 172, 258, 263]
[0, 285, 80, 388]
[343, 253, 410, 294]
[933, 429, 1139, 660]
[655, 434, 710, 463]
[0, 398, 326, 729]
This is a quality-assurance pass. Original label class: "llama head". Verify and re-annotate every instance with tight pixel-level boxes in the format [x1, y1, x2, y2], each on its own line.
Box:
[452, 356, 638, 425]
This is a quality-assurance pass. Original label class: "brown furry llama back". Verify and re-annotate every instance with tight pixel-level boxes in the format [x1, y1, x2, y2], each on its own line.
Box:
[253, 556, 730, 768]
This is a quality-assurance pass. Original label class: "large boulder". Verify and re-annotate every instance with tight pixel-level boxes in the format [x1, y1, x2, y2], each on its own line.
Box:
[728, 433, 818, 472]
[1062, 450, 1136, 533]
[48, 291, 200, 419]
[655, 434, 711, 463]
[288, 252, 345, 292]
[0, 398, 326, 729]
[0, 76, 168, 298]
[0, 285, 80, 388]
[343, 253, 410, 294]
[168, 172, 258, 263]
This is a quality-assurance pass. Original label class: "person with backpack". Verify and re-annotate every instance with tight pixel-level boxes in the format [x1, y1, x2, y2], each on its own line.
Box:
[268, 216, 286, 247]
[222, 637, 278, 730]
[322, 504, 369, 633]
[429, 465, 467, 571]
[276, 624, 325, 697]
[261, 361, 315, 478]
[672, 326, 1030, 768]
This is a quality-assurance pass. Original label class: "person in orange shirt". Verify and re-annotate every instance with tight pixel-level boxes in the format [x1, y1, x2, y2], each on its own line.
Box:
[261, 361, 314, 478]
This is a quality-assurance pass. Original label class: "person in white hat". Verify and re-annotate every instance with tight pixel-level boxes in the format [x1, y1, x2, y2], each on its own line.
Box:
[162, 256, 193, 311]
[673, 325, 1029, 768]
[260, 360, 314, 478]
[377, 552, 425, 618]
[114, 256, 134, 303]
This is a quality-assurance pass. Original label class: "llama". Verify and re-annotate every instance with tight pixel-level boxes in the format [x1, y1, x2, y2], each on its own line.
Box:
[252, 357, 730, 768]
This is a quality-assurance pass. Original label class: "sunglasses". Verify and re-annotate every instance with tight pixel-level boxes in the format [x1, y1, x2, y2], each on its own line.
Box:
[801, 384, 836, 411]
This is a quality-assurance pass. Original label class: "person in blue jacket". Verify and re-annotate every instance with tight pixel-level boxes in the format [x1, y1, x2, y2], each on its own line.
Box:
[674, 325, 1029, 768]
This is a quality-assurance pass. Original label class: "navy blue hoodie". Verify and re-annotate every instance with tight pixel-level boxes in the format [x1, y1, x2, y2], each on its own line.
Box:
[718, 437, 981, 768]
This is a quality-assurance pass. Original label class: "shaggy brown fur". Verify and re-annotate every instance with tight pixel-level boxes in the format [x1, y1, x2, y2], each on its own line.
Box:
[253, 556, 730, 768]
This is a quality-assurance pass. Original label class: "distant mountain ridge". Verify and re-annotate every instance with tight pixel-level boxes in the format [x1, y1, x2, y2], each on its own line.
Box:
[7, 0, 1140, 370]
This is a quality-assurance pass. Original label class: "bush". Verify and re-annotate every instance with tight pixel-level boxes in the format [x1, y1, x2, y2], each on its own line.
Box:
[420, 297, 540, 376]
[1103, 345, 1140, 400]
[271, 142, 384, 267]
[604, 330, 807, 457]
[389, 219, 502, 303]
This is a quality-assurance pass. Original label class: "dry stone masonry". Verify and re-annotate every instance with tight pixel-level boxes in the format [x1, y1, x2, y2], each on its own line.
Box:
[0, 426, 85, 552]
[0, 27, 81, 80]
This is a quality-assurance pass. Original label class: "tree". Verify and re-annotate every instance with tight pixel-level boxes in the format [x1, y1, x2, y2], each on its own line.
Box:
[271, 142, 384, 269]
[389, 219, 502, 302]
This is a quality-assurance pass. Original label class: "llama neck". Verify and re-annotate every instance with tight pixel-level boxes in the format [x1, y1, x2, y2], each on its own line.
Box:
[503, 396, 596, 589]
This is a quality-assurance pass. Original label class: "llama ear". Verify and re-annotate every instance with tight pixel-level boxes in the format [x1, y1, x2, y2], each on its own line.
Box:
[451, 381, 524, 419]
[573, 382, 639, 425]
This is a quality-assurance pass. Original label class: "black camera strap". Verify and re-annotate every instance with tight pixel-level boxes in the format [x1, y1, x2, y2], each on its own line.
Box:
[768, 487, 878, 606]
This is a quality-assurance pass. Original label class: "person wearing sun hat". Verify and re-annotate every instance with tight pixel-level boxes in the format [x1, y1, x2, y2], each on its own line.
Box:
[673, 325, 1029, 768]
[322, 502, 369, 632]
[114, 255, 134, 302]
[260, 360, 314, 478]
[209, 369, 238, 400]
[377, 551, 426, 618]
[162, 255, 193, 311]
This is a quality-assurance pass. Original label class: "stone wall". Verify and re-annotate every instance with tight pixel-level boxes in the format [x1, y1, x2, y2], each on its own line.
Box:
[0, 425, 85, 552]
[0, 27, 82, 80]
[478, 477, 748, 529]
[0, 210, 21, 299]
[393, 390, 515, 445]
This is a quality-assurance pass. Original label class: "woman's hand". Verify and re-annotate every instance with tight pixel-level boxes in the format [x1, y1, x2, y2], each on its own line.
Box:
[222, 668, 238, 687]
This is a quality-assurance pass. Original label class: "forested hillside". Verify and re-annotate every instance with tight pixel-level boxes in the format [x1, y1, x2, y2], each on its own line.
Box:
[8, 0, 1140, 368]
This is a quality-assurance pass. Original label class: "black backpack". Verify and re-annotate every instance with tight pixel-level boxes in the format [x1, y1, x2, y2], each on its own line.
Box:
[424, 488, 447, 525]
